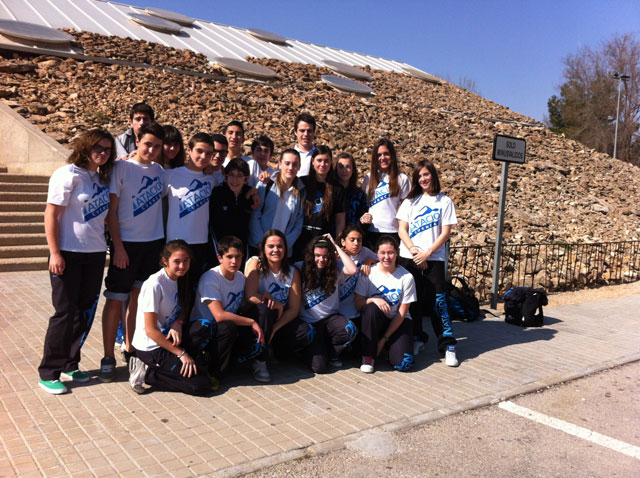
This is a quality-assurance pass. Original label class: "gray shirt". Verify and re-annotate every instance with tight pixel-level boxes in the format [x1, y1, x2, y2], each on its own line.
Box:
[115, 127, 137, 159]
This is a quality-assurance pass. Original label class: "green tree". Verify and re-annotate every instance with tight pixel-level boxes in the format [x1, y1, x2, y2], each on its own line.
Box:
[546, 33, 640, 165]
[546, 95, 566, 133]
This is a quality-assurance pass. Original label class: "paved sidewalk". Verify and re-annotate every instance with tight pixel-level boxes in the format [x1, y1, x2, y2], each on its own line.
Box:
[0, 270, 638, 478]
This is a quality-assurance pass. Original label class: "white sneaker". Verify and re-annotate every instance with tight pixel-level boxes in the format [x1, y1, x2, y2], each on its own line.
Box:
[445, 346, 459, 367]
[413, 338, 425, 356]
[128, 357, 147, 394]
[360, 356, 375, 374]
[251, 360, 271, 383]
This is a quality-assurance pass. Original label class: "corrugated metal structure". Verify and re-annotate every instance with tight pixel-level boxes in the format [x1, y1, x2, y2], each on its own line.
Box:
[0, 0, 426, 76]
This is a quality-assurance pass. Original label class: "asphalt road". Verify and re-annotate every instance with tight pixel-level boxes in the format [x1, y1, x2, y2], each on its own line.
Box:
[241, 361, 640, 477]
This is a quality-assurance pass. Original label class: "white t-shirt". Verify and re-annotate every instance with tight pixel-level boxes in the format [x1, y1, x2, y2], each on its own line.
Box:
[246, 159, 275, 188]
[296, 261, 346, 323]
[295, 145, 316, 177]
[109, 159, 164, 242]
[132, 268, 181, 352]
[396, 193, 457, 261]
[246, 257, 294, 305]
[355, 263, 416, 319]
[191, 266, 245, 322]
[338, 247, 378, 319]
[164, 167, 214, 244]
[47, 164, 110, 253]
[361, 172, 410, 232]
[211, 169, 224, 188]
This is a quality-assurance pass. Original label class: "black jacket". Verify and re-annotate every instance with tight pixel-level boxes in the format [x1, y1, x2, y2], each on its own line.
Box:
[209, 182, 254, 248]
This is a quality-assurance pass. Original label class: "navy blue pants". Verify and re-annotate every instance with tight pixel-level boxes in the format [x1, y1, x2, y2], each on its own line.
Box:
[39, 251, 106, 380]
[360, 302, 414, 371]
[300, 314, 357, 374]
[136, 317, 213, 396]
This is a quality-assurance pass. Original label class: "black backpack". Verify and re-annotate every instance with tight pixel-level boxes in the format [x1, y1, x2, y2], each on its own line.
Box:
[447, 276, 480, 322]
[503, 287, 548, 327]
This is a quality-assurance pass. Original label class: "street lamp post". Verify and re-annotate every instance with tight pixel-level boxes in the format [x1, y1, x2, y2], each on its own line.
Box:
[612, 72, 630, 159]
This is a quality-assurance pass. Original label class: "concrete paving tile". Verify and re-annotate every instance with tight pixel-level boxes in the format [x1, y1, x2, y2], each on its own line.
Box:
[189, 462, 216, 475]
[0, 459, 16, 476]
[259, 444, 284, 455]
[2, 270, 639, 476]
[85, 455, 109, 469]
[112, 458, 140, 473]
[12, 460, 39, 474]
[17, 471, 44, 478]
[169, 467, 197, 478]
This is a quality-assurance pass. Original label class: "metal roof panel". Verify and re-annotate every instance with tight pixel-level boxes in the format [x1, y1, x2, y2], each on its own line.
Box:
[0, 0, 435, 77]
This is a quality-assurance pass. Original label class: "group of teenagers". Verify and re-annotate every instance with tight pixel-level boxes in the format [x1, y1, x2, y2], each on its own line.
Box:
[38, 103, 459, 397]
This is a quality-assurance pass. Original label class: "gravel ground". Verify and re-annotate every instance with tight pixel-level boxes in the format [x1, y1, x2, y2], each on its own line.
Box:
[543, 281, 640, 307]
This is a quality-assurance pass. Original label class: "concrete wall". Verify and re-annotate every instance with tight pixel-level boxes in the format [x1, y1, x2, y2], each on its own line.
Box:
[0, 101, 70, 176]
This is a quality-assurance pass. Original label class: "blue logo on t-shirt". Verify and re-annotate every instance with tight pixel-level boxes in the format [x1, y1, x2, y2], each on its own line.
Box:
[370, 180, 389, 206]
[83, 183, 110, 221]
[409, 205, 441, 238]
[312, 190, 323, 214]
[225, 290, 244, 313]
[268, 282, 290, 305]
[303, 288, 330, 310]
[179, 178, 212, 218]
[160, 297, 181, 334]
[339, 272, 358, 301]
[132, 176, 162, 217]
[347, 192, 365, 225]
[372, 284, 401, 306]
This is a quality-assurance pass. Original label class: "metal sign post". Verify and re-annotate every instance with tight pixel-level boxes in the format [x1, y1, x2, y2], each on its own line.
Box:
[490, 135, 526, 309]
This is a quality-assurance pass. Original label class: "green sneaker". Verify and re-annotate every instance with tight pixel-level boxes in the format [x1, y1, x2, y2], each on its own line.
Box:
[39, 379, 68, 395]
[60, 370, 90, 383]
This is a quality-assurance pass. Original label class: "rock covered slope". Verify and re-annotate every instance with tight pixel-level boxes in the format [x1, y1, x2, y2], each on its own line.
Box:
[1, 30, 638, 246]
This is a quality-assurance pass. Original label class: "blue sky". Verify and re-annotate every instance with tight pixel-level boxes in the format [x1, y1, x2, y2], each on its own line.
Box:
[125, 0, 640, 122]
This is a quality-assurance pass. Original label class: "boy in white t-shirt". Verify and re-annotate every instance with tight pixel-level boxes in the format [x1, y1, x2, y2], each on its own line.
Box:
[164, 132, 216, 283]
[190, 236, 265, 384]
[99, 123, 165, 382]
[222, 120, 251, 167]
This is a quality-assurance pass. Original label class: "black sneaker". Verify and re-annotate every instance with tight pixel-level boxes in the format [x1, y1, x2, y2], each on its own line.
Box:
[99, 356, 116, 383]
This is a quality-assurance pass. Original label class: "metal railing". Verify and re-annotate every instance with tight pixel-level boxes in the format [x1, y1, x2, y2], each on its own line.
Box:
[448, 241, 640, 303]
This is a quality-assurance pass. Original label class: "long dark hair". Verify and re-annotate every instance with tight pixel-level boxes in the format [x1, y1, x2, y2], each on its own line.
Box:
[160, 240, 193, 315]
[163, 125, 186, 169]
[367, 138, 401, 201]
[335, 152, 359, 192]
[302, 236, 337, 295]
[408, 159, 441, 199]
[68, 129, 116, 184]
[305, 145, 334, 221]
[258, 229, 291, 278]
